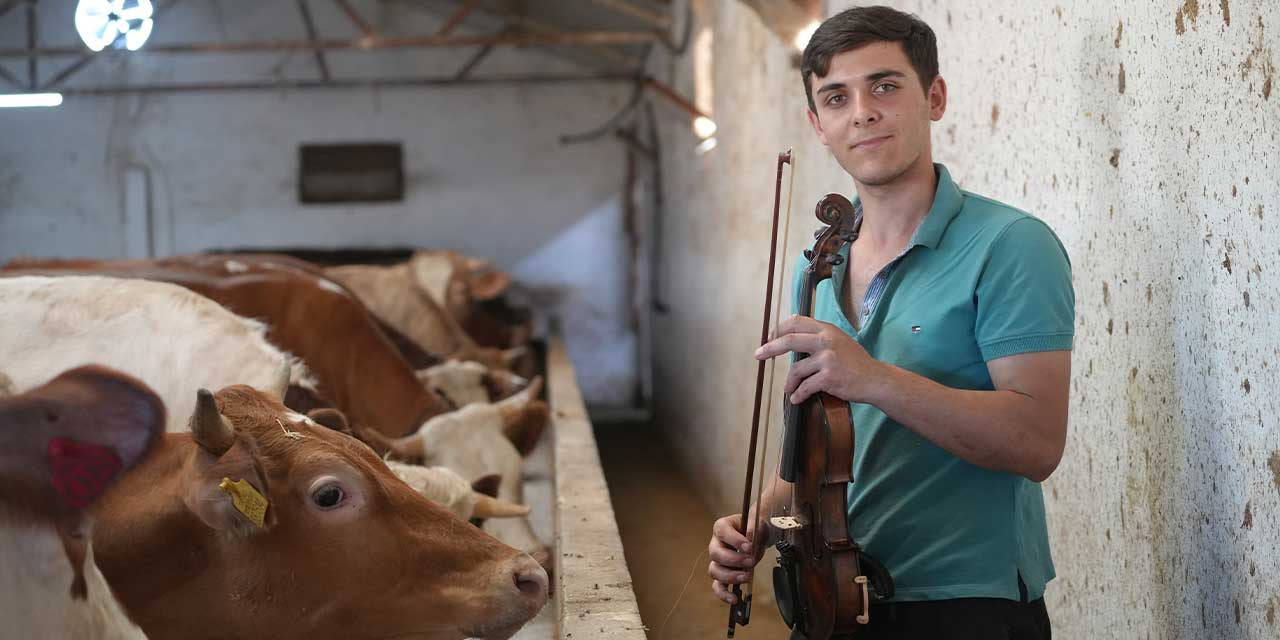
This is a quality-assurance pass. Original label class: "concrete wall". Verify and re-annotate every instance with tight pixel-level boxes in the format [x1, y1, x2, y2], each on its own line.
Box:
[0, 2, 639, 406]
[651, 1, 1280, 637]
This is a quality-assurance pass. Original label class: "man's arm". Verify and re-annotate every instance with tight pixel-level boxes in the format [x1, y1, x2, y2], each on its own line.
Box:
[759, 315, 1071, 482]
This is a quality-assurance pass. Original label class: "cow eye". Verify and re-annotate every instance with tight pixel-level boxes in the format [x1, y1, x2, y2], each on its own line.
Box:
[311, 484, 344, 509]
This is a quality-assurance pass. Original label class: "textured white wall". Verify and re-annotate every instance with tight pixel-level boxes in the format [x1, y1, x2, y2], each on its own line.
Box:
[0, 3, 638, 406]
[652, 1, 1280, 637]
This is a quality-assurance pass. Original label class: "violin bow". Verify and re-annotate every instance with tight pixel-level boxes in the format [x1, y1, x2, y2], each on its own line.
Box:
[727, 149, 795, 638]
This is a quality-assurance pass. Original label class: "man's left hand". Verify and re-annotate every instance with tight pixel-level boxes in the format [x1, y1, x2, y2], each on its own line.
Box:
[755, 315, 888, 405]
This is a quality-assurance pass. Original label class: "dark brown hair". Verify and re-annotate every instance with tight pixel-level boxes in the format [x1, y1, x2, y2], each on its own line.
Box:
[801, 6, 939, 112]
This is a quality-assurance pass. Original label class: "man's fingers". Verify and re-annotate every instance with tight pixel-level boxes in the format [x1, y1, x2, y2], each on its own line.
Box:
[712, 580, 738, 604]
[708, 561, 754, 586]
[712, 517, 750, 552]
[709, 540, 755, 570]
[774, 315, 825, 338]
[756, 333, 824, 360]
[790, 371, 827, 404]
[783, 356, 822, 394]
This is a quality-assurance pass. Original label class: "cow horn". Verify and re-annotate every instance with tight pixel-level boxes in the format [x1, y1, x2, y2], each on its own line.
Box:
[357, 426, 427, 463]
[266, 360, 291, 401]
[501, 346, 528, 370]
[189, 389, 235, 455]
[471, 494, 531, 519]
[497, 375, 543, 422]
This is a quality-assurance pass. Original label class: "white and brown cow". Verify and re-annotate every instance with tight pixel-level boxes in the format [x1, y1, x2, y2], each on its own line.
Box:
[0, 276, 300, 432]
[360, 381, 552, 572]
[4, 384, 548, 639]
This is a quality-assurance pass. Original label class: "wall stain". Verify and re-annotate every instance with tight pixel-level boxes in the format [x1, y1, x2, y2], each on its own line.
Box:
[1103, 281, 1111, 307]
[1241, 500, 1252, 528]
[1240, 17, 1274, 100]
[1269, 596, 1277, 625]
[1110, 148, 1121, 168]
[1176, 0, 1200, 35]
[1243, 290, 1251, 307]
[1106, 319, 1114, 335]
[1119, 63, 1127, 94]
[1220, 0, 1230, 27]
[1115, 20, 1124, 48]
[1242, 378, 1251, 393]
[991, 103, 1000, 131]
[1270, 450, 1280, 493]
[1223, 252, 1233, 274]
[1146, 283, 1153, 303]
[1257, 204, 1265, 220]
[1232, 185, 1238, 197]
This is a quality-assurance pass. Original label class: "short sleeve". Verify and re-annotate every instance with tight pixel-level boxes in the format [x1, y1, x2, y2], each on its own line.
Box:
[974, 217, 1075, 361]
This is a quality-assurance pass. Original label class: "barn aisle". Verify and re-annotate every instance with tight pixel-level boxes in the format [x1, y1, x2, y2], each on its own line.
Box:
[596, 419, 792, 640]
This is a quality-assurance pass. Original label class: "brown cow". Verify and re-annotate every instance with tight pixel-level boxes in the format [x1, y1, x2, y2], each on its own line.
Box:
[4, 255, 451, 438]
[325, 257, 527, 372]
[86, 385, 547, 639]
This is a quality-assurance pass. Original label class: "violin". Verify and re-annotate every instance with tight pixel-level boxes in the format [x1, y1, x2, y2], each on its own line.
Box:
[727, 152, 893, 639]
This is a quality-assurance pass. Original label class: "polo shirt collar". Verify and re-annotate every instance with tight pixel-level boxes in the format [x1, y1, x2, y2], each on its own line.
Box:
[847, 163, 964, 250]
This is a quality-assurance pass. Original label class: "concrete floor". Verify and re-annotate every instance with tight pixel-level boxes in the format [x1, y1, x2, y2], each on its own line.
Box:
[596, 420, 792, 640]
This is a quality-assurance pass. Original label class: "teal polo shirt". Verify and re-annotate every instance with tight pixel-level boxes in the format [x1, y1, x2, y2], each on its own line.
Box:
[792, 164, 1075, 603]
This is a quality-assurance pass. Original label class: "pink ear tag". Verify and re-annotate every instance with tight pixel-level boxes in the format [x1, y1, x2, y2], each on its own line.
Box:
[47, 437, 124, 508]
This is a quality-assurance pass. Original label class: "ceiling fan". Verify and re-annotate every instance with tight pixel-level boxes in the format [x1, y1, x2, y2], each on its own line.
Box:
[75, 0, 155, 52]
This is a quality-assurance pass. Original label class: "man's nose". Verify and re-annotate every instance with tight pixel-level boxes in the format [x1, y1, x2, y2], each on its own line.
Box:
[851, 92, 880, 126]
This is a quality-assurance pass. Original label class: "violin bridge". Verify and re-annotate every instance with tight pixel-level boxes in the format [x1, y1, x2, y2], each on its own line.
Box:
[769, 516, 804, 530]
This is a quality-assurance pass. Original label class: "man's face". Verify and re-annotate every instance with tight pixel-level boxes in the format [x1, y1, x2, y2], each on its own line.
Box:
[806, 41, 946, 188]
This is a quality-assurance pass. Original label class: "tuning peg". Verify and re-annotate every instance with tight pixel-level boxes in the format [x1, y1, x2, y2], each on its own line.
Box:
[827, 254, 845, 266]
[803, 249, 814, 260]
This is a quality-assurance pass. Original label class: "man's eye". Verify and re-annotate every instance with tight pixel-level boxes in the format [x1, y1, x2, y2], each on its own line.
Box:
[826, 94, 846, 106]
[874, 83, 897, 94]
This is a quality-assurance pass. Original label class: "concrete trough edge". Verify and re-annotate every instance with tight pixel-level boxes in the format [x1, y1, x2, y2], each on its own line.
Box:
[547, 336, 646, 639]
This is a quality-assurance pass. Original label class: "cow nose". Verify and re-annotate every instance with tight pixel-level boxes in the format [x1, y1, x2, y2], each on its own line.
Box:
[512, 555, 549, 602]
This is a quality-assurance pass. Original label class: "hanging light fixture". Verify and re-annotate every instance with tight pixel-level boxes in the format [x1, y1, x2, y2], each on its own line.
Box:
[75, 0, 155, 52]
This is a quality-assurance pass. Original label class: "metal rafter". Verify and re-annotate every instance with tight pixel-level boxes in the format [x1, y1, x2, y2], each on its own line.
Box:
[333, 0, 375, 39]
[435, 0, 479, 37]
[0, 63, 24, 89]
[296, 0, 331, 82]
[0, 31, 658, 57]
[25, 0, 36, 90]
[56, 72, 636, 95]
[586, 0, 669, 29]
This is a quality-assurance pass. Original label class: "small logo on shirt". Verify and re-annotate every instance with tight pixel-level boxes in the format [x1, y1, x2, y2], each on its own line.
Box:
[911, 325, 922, 334]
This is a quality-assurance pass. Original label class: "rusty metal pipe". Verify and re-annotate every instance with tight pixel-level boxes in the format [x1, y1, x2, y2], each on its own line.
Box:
[0, 31, 659, 57]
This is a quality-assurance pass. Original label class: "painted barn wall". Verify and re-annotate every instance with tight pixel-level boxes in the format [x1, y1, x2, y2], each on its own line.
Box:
[652, 1, 1280, 637]
[0, 2, 638, 406]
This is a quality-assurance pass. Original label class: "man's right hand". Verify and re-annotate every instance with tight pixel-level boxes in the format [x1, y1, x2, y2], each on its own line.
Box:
[708, 513, 766, 605]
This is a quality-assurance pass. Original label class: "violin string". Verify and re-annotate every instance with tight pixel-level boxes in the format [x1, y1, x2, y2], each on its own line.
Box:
[756, 152, 797, 530]
[657, 547, 707, 640]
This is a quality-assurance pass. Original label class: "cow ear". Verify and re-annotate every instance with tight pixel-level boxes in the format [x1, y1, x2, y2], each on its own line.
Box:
[307, 408, 352, 436]
[468, 269, 510, 301]
[181, 437, 275, 535]
[503, 400, 550, 457]
[470, 473, 502, 499]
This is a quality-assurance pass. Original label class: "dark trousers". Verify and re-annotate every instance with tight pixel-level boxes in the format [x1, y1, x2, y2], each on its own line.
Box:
[847, 597, 1051, 640]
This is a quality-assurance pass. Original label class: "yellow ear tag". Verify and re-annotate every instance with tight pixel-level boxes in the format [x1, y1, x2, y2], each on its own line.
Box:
[218, 477, 268, 529]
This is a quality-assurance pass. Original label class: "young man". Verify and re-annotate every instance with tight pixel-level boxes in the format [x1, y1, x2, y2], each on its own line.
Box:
[707, 6, 1074, 639]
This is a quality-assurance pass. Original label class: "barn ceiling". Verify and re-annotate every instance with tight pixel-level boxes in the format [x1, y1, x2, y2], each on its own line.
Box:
[0, 0, 687, 95]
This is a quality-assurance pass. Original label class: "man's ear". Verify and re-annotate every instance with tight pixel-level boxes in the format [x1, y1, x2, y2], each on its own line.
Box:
[807, 108, 830, 146]
[928, 75, 948, 121]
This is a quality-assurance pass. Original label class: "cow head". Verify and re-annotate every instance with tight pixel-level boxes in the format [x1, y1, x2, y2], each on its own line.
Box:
[0, 365, 165, 599]
[91, 385, 546, 640]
